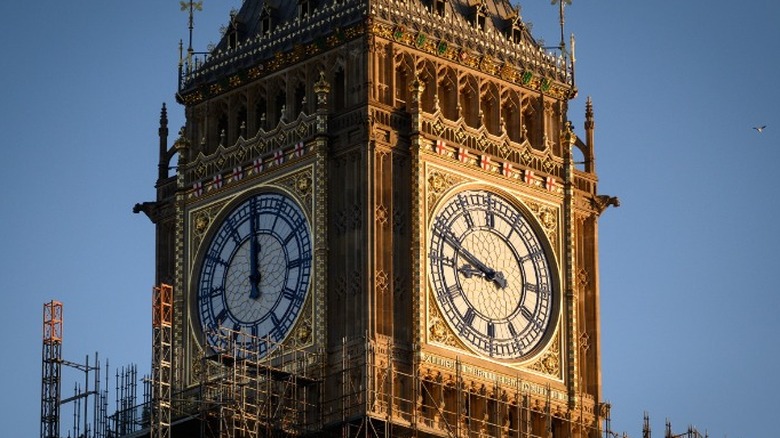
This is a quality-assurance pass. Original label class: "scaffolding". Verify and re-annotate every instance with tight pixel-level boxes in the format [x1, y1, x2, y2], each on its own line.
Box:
[41, 297, 716, 438]
[199, 326, 322, 438]
[41, 301, 64, 438]
[152, 284, 174, 438]
[41, 300, 118, 438]
[319, 338, 604, 438]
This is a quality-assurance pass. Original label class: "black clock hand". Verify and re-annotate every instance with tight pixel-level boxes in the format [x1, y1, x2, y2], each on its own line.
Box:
[249, 213, 261, 299]
[440, 227, 507, 289]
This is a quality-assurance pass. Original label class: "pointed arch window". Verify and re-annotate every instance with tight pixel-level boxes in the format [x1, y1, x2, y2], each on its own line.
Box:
[297, 0, 313, 19]
[507, 9, 525, 44]
[434, 0, 446, 16]
[226, 9, 241, 49]
[260, 4, 274, 36]
[472, 1, 487, 30]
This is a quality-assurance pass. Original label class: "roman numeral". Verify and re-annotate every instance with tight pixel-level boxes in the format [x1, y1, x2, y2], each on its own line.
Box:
[485, 194, 495, 228]
[430, 253, 455, 268]
[520, 250, 543, 263]
[215, 309, 228, 325]
[457, 195, 474, 228]
[283, 287, 297, 301]
[463, 308, 476, 326]
[521, 306, 543, 331]
[446, 284, 460, 299]
[206, 252, 228, 267]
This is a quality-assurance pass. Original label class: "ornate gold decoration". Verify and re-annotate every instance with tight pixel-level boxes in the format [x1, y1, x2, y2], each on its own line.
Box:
[527, 335, 561, 377]
[190, 201, 227, 258]
[428, 299, 459, 349]
[276, 168, 314, 214]
[538, 207, 556, 230]
[479, 55, 498, 75]
[296, 321, 312, 345]
[577, 268, 589, 289]
[295, 173, 312, 195]
[194, 212, 210, 235]
[375, 204, 389, 226]
[426, 170, 465, 216]
[376, 270, 389, 295]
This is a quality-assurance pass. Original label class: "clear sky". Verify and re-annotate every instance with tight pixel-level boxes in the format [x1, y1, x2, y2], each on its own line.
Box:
[1, 1, 778, 437]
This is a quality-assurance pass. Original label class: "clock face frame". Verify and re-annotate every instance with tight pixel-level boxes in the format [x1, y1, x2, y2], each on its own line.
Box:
[428, 188, 559, 361]
[196, 190, 312, 357]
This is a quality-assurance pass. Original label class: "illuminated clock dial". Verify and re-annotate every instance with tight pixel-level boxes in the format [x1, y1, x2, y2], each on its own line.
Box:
[428, 189, 557, 360]
[197, 191, 311, 356]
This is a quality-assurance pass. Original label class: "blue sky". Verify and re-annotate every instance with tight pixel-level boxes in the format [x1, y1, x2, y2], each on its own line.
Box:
[1, 1, 778, 437]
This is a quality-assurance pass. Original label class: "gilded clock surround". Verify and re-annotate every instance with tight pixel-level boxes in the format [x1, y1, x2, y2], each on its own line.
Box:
[184, 164, 323, 384]
[422, 165, 564, 378]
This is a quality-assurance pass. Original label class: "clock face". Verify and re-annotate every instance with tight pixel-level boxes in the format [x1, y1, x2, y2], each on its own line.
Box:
[197, 191, 312, 356]
[428, 189, 557, 360]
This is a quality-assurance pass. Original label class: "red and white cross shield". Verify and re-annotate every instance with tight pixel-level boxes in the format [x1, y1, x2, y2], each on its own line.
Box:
[524, 169, 535, 185]
[435, 139, 446, 155]
[480, 155, 491, 171]
[457, 147, 469, 163]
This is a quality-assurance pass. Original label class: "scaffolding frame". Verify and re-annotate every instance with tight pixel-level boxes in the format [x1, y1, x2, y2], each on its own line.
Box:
[152, 284, 174, 438]
[315, 337, 604, 438]
[41, 300, 64, 438]
[199, 326, 322, 438]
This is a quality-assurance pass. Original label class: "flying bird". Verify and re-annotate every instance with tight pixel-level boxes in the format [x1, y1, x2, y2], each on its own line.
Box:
[753, 125, 766, 133]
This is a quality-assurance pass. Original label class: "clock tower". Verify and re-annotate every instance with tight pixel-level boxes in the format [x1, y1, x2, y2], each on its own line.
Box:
[138, 0, 616, 437]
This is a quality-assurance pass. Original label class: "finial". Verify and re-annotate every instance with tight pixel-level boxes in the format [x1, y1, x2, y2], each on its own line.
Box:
[585, 96, 594, 130]
[586, 96, 593, 115]
[551, 0, 572, 56]
[173, 126, 190, 154]
[180, 1, 203, 57]
[408, 75, 425, 104]
[314, 70, 331, 95]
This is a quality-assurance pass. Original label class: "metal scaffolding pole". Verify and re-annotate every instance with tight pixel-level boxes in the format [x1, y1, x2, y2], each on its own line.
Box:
[41, 300, 64, 438]
[151, 284, 173, 438]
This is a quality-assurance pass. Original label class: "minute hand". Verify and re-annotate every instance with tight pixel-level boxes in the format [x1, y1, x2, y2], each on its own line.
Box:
[441, 229, 507, 288]
[249, 210, 260, 299]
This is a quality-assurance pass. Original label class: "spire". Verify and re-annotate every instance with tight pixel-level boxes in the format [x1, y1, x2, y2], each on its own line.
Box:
[584, 96, 594, 156]
[158, 103, 169, 180]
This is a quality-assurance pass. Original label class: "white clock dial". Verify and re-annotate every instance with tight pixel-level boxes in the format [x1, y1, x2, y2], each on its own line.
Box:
[429, 189, 557, 360]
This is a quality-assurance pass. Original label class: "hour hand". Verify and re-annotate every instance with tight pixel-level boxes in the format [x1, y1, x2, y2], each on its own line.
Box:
[458, 264, 484, 279]
[458, 261, 507, 289]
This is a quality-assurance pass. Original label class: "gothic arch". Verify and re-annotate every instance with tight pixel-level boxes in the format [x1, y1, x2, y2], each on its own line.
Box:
[501, 88, 522, 142]
[437, 66, 458, 121]
[480, 81, 500, 135]
[459, 73, 480, 128]
[394, 50, 415, 108]
[417, 58, 437, 113]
